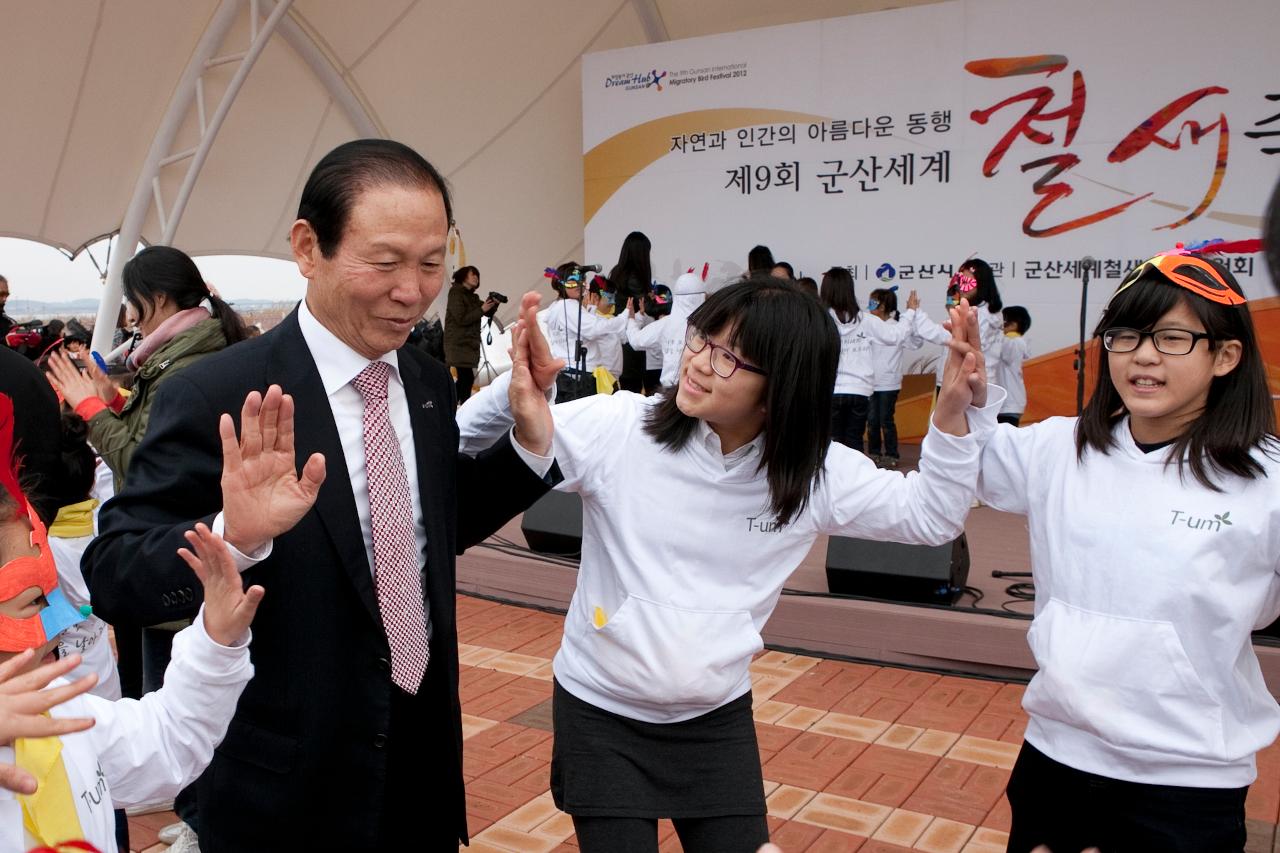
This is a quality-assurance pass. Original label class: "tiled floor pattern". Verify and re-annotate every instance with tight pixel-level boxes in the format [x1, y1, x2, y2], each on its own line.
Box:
[131, 594, 1280, 852]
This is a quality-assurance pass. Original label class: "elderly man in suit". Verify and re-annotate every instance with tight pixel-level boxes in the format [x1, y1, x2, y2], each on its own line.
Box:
[84, 139, 558, 851]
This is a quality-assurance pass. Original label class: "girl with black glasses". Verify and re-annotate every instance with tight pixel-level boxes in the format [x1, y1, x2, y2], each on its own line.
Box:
[979, 254, 1279, 853]
[461, 275, 1001, 853]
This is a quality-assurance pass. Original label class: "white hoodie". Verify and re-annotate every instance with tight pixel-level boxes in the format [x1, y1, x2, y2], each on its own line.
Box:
[0, 613, 251, 852]
[459, 372, 1005, 723]
[871, 315, 925, 392]
[830, 309, 919, 396]
[997, 333, 1031, 415]
[538, 297, 627, 372]
[626, 272, 706, 387]
[978, 417, 1280, 787]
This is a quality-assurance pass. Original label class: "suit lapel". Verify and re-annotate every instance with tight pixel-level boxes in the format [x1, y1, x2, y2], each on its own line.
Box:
[270, 311, 381, 628]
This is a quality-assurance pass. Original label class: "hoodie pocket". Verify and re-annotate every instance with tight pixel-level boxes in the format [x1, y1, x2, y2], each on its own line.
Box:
[586, 595, 761, 710]
[1024, 598, 1225, 758]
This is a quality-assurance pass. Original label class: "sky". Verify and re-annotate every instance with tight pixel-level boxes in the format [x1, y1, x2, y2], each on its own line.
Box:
[0, 235, 306, 310]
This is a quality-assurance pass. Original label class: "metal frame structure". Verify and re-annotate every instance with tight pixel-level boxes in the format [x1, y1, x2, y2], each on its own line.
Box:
[90, 0, 381, 353]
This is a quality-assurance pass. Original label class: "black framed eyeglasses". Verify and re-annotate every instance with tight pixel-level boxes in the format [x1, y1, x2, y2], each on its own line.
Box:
[1101, 327, 1213, 356]
[684, 327, 768, 379]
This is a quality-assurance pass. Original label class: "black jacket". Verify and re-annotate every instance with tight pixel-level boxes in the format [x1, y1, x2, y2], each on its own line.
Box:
[83, 308, 552, 850]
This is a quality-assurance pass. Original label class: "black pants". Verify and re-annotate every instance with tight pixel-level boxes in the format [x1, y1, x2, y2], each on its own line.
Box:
[572, 815, 769, 853]
[998, 412, 1022, 427]
[866, 389, 900, 457]
[619, 344, 647, 393]
[454, 366, 475, 405]
[1006, 741, 1247, 853]
[831, 393, 870, 453]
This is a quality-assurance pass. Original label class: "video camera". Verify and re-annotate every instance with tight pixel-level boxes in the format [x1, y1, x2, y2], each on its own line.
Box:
[483, 291, 507, 319]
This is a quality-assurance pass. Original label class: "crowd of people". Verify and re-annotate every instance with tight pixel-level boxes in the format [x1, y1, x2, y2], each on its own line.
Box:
[0, 135, 1275, 853]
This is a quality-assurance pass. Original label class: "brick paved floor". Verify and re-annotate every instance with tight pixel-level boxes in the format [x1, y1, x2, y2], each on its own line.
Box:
[130, 594, 1280, 852]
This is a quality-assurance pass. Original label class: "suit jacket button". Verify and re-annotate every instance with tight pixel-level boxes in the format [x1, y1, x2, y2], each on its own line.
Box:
[377, 658, 390, 672]
[373, 734, 388, 748]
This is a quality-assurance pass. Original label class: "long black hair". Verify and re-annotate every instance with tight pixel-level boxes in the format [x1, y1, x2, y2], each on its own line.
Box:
[1075, 259, 1276, 490]
[607, 231, 652, 303]
[819, 267, 859, 324]
[122, 246, 247, 346]
[643, 276, 839, 525]
[961, 258, 1003, 313]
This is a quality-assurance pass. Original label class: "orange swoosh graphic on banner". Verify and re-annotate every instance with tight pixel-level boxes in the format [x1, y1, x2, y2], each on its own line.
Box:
[584, 108, 826, 225]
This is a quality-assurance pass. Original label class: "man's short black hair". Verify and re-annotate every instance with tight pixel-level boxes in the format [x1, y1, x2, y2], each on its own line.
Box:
[297, 139, 453, 258]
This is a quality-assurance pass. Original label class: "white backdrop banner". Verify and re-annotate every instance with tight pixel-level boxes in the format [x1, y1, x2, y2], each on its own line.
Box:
[582, 0, 1280, 354]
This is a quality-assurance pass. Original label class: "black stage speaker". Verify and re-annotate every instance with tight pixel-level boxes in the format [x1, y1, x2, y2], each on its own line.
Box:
[521, 491, 583, 555]
[825, 533, 969, 605]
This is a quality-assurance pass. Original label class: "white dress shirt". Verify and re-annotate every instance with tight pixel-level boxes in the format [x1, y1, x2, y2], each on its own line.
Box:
[296, 298, 429, 577]
[219, 300, 551, 580]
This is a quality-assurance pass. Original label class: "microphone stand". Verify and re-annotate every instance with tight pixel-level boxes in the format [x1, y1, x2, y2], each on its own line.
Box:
[1075, 257, 1093, 416]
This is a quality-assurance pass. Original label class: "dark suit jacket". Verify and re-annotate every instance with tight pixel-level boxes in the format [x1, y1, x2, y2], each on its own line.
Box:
[83, 309, 552, 850]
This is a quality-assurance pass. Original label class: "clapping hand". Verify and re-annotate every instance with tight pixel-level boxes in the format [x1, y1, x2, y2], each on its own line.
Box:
[509, 292, 563, 457]
[932, 298, 988, 436]
[220, 385, 326, 555]
[45, 350, 103, 410]
[0, 651, 97, 794]
[178, 523, 265, 647]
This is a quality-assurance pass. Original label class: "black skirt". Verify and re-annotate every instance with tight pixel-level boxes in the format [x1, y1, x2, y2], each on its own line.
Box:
[550, 680, 766, 819]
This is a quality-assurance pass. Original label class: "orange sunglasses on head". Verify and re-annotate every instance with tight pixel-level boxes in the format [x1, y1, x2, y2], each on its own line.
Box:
[1111, 254, 1247, 307]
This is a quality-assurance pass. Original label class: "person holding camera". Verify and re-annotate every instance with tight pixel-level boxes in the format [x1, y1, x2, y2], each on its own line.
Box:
[444, 265, 498, 404]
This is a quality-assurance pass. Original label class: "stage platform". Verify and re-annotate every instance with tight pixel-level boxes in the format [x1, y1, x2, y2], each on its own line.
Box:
[458, 444, 1280, 693]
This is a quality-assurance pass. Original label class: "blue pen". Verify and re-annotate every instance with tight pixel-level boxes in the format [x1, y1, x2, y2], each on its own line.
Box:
[91, 351, 108, 373]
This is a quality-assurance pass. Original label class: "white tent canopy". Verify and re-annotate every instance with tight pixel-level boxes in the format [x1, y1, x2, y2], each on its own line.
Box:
[3, 0, 937, 350]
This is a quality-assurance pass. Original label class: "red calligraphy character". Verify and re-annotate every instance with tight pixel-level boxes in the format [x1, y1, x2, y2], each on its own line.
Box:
[966, 55, 1085, 177]
[1018, 154, 1150, 238]
[1108, 87, 1229, 230]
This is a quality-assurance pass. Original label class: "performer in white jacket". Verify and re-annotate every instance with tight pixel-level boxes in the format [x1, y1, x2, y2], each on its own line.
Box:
[461, 275, 1001, 853]
[911, 258, 1006, 390]
[625, 270, 707, 388]
[0, 382, 313, 853]
[819, 267, 920, 454]
[977, 255, 1280, 853]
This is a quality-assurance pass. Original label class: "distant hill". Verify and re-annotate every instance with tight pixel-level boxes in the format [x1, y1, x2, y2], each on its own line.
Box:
[8, 297, 296, 322]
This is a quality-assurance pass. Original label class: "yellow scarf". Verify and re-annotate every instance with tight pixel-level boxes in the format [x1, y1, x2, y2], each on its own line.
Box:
[49, 499, 97, 539]
[14, 732, 85, 846]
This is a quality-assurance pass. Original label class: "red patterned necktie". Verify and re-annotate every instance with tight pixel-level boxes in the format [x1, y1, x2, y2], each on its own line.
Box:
[351, 361, 430, 693]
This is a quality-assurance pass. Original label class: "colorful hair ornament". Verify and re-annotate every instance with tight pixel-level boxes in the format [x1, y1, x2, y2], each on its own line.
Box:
[701, 262, 709, 281]
[1111, 253, 1246, 307]
[1182, 238, 1264, 256]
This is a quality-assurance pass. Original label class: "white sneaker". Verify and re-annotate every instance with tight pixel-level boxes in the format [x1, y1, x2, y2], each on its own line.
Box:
[158, 821, 187, 844]
[167, 822, 201, 853]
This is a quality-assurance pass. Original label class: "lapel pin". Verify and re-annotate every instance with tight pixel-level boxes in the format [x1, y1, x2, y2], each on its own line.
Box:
[422, 401, 434, 410]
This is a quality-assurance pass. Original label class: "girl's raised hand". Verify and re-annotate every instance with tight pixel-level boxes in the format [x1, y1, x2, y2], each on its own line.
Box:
[178, 522, 265, 647]
[509, 292, 562, 457]
[46, 350, 102, 409]
[933, 298, 987, 436]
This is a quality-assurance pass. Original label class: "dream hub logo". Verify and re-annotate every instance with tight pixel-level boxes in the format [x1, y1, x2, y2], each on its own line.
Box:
[605, 69, 668, 92]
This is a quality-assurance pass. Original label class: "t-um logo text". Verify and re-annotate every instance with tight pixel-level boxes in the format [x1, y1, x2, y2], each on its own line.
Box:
[747, 515, 781, 533]
[1169, 509, 1233, 532]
